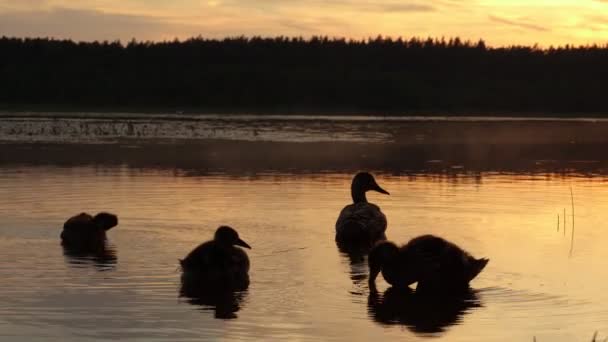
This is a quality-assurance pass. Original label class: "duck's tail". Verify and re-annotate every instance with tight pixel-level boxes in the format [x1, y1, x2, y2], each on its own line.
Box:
[469, 258, 489, 282]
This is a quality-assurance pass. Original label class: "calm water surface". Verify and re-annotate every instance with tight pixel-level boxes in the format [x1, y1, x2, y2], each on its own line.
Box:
[1, 114, 608, 341]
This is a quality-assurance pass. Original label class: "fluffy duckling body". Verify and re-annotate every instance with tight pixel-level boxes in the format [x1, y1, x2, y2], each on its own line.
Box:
[368, 235, 489, 293]
[180, 226, 251, 290]
[335, 172, 390, 245]
[61, 212, 118, 247]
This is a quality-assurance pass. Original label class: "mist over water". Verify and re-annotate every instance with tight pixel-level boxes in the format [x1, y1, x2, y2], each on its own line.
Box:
[1, 113, 607, 341]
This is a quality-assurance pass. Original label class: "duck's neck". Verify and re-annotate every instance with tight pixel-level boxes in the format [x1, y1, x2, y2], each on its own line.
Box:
[351, 186, 367, 204]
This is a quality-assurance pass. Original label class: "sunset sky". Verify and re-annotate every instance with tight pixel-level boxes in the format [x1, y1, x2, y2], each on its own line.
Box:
[1, 0, 608, 46]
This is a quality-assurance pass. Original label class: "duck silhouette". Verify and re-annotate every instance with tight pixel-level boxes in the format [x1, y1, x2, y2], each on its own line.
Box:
[180, 226, 251, 291]
[368, 235, 489, 293]
[335, 172, 390, 249]
[60, 212, 118, 248]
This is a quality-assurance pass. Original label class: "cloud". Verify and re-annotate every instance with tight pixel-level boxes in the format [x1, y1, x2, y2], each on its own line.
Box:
[576, 15, 608, 33]
[0, 7, 193, 41]
[3, 0, 591, 46]
[370, 3, 435, 12]
[328, 0, 436, 12]
[488, 15, 550, 32]
[0, 5, 355, 41]
[276, 15, 353, 33]
[0, 0, 50, 9]
[586, 15, 608, 25]
[219, 0, 436, 13]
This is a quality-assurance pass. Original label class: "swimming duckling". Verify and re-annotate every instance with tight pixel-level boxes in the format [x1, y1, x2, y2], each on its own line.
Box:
[180, 226, 251, 291]
[335, 172, 390, 245]
[368, 235, 489, 293]
[60, 212, 118, 247]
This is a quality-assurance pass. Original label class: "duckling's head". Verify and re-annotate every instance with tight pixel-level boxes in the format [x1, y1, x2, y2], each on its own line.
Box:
[368, 240, 399, 291]
[93, 212, 118, 231]
[214, 226, 251, 249]
[352, 172, 389, 203]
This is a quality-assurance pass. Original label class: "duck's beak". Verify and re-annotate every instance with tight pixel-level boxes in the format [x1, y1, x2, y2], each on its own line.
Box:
[236, 238, 251, 249]
[372, 183, 390, 195]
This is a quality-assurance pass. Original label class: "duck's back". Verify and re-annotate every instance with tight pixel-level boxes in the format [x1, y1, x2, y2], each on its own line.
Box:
[407, 235, 489, 291]
[180, 241, 250, 289]
[335, 202, 387, 243]
[61, 213, 105, 245]
[64, 213, 93, 227]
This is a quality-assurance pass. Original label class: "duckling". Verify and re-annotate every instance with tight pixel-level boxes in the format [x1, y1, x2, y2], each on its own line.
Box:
[180, 226, 251, 291]
[60, 212, 118, 248]
[335, 172, 390, 245]
[368, 235, 489, 293]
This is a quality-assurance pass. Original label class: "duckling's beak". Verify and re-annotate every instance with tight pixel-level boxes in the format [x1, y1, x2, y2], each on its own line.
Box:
[236, 238, 251, 249]
[372, 184, 390, 195]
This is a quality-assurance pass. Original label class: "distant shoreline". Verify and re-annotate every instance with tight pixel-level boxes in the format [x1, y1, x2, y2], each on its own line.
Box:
[5, 111, 608, 146]
[2, 107, 608, 120]
[2, 37, 608, 115]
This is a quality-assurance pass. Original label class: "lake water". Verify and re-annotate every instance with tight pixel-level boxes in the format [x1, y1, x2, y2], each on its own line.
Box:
[1, 113, 608, 341]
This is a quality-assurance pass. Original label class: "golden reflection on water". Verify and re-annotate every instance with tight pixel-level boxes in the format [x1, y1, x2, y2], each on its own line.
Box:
[1, 167, 608, 341]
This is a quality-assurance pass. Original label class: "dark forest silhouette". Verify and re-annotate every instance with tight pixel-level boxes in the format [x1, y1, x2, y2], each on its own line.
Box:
[1, 36, 607, 114]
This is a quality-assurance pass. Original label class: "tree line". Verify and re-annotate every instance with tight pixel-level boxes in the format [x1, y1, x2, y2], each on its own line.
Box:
[1, 36, 607, 114]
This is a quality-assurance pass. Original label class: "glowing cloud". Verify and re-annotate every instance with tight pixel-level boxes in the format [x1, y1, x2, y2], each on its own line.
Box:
[0, 0, 607, 45]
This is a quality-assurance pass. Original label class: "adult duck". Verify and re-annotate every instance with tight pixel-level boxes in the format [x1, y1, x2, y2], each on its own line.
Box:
[368, 235, 489, 293]
[60, 212, 118, 248]
[180, 226, 251, 291]
[335, 172, 390, 245]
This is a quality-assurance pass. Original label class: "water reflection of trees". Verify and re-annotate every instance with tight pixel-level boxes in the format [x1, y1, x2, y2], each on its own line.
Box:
[3, 141, 608, 177]
[367, 287, 482, 335]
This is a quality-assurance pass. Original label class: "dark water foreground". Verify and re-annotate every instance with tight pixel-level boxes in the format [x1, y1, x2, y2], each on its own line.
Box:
[1, 114, 608, 341]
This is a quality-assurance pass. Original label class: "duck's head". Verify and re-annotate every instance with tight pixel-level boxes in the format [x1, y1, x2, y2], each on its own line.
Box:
[368, 240, 399, 292]
[93, 212, 118, 231]
[214, 226, 251, 249]
[352, 172, 389, 203]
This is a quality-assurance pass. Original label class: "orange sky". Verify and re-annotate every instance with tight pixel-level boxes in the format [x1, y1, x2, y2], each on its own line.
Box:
[1, 0, 608, 46]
